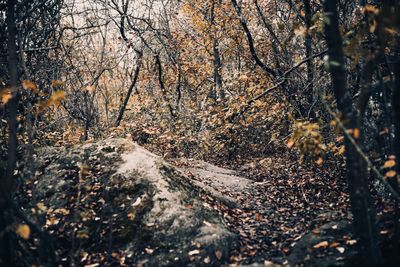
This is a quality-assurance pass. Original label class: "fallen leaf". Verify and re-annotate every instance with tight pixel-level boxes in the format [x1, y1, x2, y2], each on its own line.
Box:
[36, 202, 47, 212]
[76, 230, 89, 239]
[336, 247, 345, 253]
[145, 248, 154, 254]
[287, 139, 295, 149]
[215, 250, 223, 260]
[313, 241, 329, 249]
[132, 197, 142, 207]
[315, 157, 324, 166]
[188, 249, 200, 256]
[346, 239, 357, 245]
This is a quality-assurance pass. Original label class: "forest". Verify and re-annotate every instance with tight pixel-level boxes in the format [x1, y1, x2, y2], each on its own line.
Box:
[0, 0, 399, 266]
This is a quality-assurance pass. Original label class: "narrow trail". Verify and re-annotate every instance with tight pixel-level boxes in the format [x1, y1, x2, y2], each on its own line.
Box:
[178, 158, 351, 265]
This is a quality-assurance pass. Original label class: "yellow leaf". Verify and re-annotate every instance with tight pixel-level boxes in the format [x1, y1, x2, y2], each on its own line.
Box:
[337, 145, 346, 155]
[383, 160, 396, 169]
[22, 80, 37, 91]
[16, 224, 31, 239]
[315, 157, 324, 166]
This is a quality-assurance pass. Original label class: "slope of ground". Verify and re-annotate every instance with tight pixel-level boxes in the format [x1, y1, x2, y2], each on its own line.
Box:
[15, 137, 399, 266]
[18, 138, 238, 266]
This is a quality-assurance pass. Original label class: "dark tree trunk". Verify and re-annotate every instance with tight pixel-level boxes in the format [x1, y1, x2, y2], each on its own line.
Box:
[389, 0, 400, 254]
[115, 54, 143, 127]
[0, 0, 18, 265]
[323, 1, 381, 266]
[304, 0, 314, 118]
[213, 40, 224, 100]
[231, 0, 277, 78]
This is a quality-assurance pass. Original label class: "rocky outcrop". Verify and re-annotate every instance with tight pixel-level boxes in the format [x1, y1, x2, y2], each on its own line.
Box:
[25, 138, 238, 266]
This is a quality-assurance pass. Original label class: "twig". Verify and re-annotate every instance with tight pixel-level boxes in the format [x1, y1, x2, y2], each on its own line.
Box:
[322, 100, 400, 201]
[224, 50, 328, 119]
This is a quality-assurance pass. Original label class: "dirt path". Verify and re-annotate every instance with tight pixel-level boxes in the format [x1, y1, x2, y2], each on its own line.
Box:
[179, 158, 351, 265]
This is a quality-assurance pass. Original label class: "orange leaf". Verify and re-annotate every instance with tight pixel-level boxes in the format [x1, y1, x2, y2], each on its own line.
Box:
[16, 224, 30, 239]
[51, 80, 65, 87]
[313, 241, 329, 249]
[353, 128, 360, 139]
[287, 139, 295, 149]
[364, 4, 379, 14]
[0, 88, 12, 104]
[383, 160, 396, 169]
[22, 80, 37, 91]
[385, 170, 397, 178]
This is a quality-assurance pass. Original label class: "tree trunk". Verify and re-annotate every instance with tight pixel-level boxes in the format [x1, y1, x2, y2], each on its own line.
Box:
[115, 54, 142, 127]
[304, 0, 315, 118]
[213, 40, 224, 100]
[1, 0, 18, 265]
[389, 0, 400, 254]
[323, 1, 381, 266]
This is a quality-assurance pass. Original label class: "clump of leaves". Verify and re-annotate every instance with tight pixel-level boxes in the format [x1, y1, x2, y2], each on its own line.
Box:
[287, 120, 327, 164]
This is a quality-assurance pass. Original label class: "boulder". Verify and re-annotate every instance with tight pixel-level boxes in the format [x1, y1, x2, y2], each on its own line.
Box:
[25, 138, 238, 266]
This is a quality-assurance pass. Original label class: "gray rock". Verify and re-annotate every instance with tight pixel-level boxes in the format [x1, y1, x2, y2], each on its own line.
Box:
[26, 138, 238, 266]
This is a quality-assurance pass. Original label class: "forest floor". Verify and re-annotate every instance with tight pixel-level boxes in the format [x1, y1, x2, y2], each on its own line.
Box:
[168, 150, 398, 266]
[170, 154, 350, 265]
[17, 137, 399, 266]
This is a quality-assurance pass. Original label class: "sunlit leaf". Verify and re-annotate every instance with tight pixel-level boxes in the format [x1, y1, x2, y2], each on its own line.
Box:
[22, 80, 37, 91]
[37, 90, 66, 112]
[383, 160, 396, 169]
[337, 146, 345, 155]
[287, 139, 295, 149]
[363, 4, 379, 15]
[315, 157, 324, 166]
[385, 170, 397, 178]
[313, 241, 329, 249]
[16, 224, 30, 239]
[0, 88, 12, 104]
